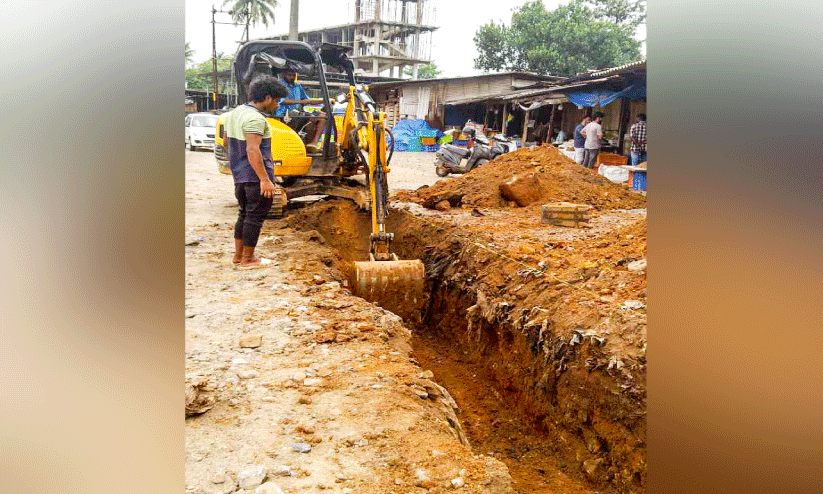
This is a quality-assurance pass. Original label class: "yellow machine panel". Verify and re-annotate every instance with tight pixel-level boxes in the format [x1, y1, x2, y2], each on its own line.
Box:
[267, 118, 312, 176]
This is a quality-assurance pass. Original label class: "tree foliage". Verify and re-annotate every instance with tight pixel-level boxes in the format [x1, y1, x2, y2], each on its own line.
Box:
[185, 42, 195, 67]
[473, 0, 644, 77]
[185, 55, 233, 92]
[403, 62, 442, 79]
[222, 0, 278, 28]
[591, 0, 646, 28]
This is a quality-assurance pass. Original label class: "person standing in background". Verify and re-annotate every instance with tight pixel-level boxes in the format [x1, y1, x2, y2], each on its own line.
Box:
[533, 120, 547, 145]
[630, 113, 647, 166]
[573, 115, 591, 164]
[581, 112, 604, 169]
[553, 127, 566, 145]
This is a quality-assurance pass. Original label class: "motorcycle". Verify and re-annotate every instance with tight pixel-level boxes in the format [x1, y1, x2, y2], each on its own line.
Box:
[434, 127, 517, 177]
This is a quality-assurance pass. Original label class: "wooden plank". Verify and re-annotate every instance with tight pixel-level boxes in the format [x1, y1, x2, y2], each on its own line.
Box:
[522, 110, 530, 141]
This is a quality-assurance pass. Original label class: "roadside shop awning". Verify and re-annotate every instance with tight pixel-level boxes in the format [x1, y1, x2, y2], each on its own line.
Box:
[564, 80, 646, 108]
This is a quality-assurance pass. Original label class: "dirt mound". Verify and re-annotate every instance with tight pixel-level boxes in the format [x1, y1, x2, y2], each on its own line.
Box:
[384, 208, 647, 493]
[394, 145, 645, 211]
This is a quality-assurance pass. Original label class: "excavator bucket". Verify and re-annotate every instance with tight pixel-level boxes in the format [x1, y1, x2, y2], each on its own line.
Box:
[352, 259, 425, 321]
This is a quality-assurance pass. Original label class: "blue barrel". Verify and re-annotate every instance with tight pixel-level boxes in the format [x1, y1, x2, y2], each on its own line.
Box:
[632, 170, 647, 191]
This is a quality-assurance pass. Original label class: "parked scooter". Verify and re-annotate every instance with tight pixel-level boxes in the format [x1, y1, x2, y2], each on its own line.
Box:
[434, 127, 517, 177]
[491, 134, 517, 155]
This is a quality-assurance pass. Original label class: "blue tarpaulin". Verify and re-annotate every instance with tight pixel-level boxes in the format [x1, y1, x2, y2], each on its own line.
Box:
[565, 81, 646, 108]
[388, 119, 445, 152]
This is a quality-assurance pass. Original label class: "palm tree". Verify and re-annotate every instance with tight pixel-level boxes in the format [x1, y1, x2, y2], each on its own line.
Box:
[222, 0, 278, 30]
[185, 42, 195, 67]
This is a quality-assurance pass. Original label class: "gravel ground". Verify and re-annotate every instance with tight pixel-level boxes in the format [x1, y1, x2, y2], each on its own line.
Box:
[384, 151, 445, 192]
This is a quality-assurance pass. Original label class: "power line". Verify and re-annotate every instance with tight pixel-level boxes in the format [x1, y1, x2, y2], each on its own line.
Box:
[211, 4, 246, 110]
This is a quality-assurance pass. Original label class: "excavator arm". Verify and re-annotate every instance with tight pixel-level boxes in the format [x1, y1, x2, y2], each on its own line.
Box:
[333, 55, 424, 318]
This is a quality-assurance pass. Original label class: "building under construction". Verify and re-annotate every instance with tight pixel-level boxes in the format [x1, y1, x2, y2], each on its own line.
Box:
[266, 0, 437, 78]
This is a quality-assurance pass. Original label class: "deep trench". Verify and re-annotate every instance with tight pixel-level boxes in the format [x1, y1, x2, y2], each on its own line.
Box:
[287, 199, 644, 494]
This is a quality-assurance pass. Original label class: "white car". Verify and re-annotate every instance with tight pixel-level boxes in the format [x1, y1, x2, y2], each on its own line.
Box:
[185, 112, 218, 151]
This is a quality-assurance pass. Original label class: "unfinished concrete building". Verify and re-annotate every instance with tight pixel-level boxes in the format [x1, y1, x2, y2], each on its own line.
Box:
[266, 0, 437, 78]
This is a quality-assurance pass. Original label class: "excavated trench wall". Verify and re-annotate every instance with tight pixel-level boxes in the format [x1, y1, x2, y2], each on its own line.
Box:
[288, 201, 647, 494]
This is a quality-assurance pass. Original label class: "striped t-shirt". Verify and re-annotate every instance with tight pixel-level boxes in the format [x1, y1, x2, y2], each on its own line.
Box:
[224, 104, 274, 183]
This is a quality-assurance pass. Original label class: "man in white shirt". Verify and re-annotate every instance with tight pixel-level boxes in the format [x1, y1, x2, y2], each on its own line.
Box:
[580, 111, 604, 169]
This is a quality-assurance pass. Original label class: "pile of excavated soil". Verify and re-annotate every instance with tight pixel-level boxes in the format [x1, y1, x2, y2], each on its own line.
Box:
[394, 145, 646, 211]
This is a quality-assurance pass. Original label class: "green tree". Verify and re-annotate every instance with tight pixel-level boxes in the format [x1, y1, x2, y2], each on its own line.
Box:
[222, 0, 278, 29]
[403, 62, 442, 79]
[185, 54, 233, 92]
[185, 41, 195, 67]
[591, 0, 646, 28]
[473, 0, 643, 77]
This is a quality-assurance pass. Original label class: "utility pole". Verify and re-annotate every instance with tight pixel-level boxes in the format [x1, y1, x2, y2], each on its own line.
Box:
[289, 0, 299, 41]
[208, 6, 245, 109]
[212, 5, 218, 111]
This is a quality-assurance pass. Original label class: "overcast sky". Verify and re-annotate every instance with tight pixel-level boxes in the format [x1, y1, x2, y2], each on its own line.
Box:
[185, 0, 646, 76]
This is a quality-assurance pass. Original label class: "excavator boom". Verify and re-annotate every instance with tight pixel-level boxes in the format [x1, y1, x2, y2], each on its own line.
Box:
[340, 71, 425, 319]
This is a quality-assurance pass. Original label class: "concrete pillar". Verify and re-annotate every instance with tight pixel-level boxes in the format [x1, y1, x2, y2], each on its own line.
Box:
[522, 110, 530, 142]
[373, 29, 381, 68]
[412, 63, 419, 79]
[373, 0, 382, 75]
[289, 0, 299, 41]
[415, 0, 424, 61]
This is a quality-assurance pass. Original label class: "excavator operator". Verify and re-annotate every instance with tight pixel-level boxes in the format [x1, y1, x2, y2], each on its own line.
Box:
[275, 69, 326, 154]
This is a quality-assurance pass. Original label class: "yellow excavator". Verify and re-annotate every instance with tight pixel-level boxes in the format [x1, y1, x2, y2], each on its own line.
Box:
[214, 40, 423, 313]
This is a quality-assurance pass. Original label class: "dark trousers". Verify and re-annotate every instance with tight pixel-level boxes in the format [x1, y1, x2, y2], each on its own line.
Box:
[582, 148, 600, 169]
[234, 182, 272, 247]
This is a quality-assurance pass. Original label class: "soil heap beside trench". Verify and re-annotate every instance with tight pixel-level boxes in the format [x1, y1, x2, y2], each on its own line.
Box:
[394, 145, 646, 211]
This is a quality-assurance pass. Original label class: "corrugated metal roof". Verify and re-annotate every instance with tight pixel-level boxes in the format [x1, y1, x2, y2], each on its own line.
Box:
[574, 60, 646, 80]
[442, 92, 517, 105]
[438, 76, 618, 105]
[497, 78, 613, 101]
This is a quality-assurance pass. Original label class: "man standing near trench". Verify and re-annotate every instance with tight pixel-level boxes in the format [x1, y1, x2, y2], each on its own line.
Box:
[581, 111, 604, 169]
[225, 75, 289, 267]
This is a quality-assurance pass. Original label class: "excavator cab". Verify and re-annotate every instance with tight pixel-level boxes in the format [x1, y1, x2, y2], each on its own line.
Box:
[215, 40, 424, 316]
